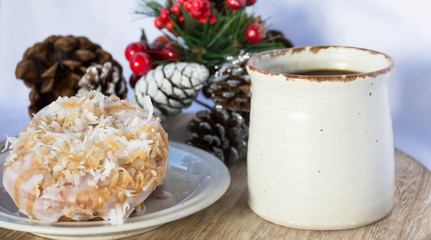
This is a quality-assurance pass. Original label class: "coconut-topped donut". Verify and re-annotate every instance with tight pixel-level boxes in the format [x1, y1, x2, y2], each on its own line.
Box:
[2, 91, 169, 224]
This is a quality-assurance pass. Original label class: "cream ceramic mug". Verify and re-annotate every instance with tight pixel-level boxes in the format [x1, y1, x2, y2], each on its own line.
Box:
[246, 46, 396, 230]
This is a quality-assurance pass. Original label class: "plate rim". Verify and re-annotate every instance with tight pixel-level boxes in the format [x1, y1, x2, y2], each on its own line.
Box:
[0, 141, 230, 236]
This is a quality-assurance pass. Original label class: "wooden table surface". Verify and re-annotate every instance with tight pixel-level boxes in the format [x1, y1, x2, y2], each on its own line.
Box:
[1, 114, 431, 240]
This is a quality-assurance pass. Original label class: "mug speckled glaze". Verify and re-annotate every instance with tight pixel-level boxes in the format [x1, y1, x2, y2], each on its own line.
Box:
[245, 46, 396, 230]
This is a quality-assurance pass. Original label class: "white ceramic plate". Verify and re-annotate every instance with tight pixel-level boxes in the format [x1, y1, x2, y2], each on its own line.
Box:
[0, 141, 230, 240]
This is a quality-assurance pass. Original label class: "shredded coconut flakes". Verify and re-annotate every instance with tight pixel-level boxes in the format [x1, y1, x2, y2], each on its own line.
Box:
[2, 91, 168, 224]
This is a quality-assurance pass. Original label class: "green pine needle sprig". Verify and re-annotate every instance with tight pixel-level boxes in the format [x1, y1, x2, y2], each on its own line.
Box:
[135, 0, 287, 68]
[135, 0, 164, 17]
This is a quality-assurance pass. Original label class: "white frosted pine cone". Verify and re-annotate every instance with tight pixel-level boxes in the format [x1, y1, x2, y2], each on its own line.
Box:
[134, 62, 209, 119]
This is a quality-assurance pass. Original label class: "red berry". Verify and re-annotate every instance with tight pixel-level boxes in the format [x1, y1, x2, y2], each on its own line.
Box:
[150, 36, 174, 60]
[129, 73, 142, 88]
[165, 42, 177, 50]
[152, 36, 170, 48]
[125, 41, 149, 61]
[203, 9, 211, 18]
[150, 41, 179, 61]
[172, 4, 181, 14]
[141, 41, 151, 51]
[209, 13, 217, 24]
[151, 48, 179, 61]
[202, 0, 211, 9]
[191, 9, 203, 18]
[165, 20, 175, 31]
[154, 17, 164, 29]
[198, 17, 208, 24]
[226, 0, 246, 10]
[179, 15, 185, 23]
[184, 1, 193, 11]
[192, 0, 203, 10]
[245, 23, 266, 43]
[130, 52, 152, 75]
[246, 0, 257, 6]
[162, 43, 180, 60]
[178, 0, 186, 3]
[159, 8, 171, 21]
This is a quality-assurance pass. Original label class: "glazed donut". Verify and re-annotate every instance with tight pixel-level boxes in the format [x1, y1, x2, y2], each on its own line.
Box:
[2, 91, 169, 224]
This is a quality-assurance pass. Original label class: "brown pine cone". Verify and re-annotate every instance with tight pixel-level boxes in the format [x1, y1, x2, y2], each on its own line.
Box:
[203, 51, 252, 117]
[78, 62, 127, 99]
[187, 105, 248, 165]
[266, 30, 294, 48]
[15, 35, 125, 117]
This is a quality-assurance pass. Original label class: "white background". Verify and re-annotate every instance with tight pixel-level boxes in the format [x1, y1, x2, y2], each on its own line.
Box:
[1, 0, 430, 168]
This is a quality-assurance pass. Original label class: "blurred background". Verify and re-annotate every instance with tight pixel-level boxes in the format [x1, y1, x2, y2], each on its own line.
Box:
[1, 0, 430, 168]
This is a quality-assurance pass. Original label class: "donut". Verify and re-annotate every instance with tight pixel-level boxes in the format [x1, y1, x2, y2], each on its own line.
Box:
[2, 91, 169, 224]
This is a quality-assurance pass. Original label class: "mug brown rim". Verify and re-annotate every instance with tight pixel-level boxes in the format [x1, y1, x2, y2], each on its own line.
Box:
[246, 46, 396, 82]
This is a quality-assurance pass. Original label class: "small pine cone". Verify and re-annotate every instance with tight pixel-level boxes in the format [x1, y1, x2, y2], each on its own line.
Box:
[204, 51, 253, 115]
[266, 30, 294, 48]
[78, 62, 127, 99]
[15, 35, 124, 117]
[135, 62, 209, 119]
[187, 105, 248, 165]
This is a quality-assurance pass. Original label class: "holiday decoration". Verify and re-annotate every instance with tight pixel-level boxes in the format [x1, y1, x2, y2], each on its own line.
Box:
[77, 62, 127, 99]
[130, 52, 153, 75]
[266, 30, 294, 48]
[226, 0, 246, 10]
[245, 23, 266, 43]
[246, 0, 257, 6]
[129, 73, 142, 88]
[134, 0, 284, 68]
[187, 105, 249, 165]
[150, 36, 180, 61]
[152, 35, 170, 48]
[135, 62, 209, 119]
[15, 35, 125, 116]
[204, 51, 252, 114]
[125, 41, 150, 60]
[131, 0, 291, 164]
